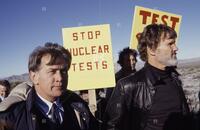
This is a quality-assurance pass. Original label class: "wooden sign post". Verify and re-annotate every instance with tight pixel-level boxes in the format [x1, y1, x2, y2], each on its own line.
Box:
[88, 89, 97, 116]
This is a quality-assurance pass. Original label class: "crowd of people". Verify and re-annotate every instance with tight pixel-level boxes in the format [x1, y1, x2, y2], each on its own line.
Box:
[0, 24, 199, 130]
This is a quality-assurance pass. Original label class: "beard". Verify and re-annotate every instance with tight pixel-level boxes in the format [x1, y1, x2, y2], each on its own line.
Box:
[158, 54, 178, 67]
[165, 58, 178, 66]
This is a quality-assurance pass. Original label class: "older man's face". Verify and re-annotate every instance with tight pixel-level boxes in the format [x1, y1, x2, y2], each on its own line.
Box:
[155, 34, 178, 67]
[30, 54, 68, 102]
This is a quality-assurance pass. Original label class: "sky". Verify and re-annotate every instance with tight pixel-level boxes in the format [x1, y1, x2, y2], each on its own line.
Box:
[0, 0, 200, 78]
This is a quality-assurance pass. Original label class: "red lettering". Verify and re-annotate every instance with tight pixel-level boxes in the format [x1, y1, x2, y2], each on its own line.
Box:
[71, 61, 109, 71]
[79, 47, 84, 55]
[170, 17, 179, 29]
[95, 31, 100, 39]
[69, 45, 109, 56]
[140, 10, 151, 24]
[139, 10, 180, 30]
[79, 62, 84, 71]
[161, 15, 168, 25]
[87, 62, 92, 70]
[152, 13, 159, 24]
[73, 48, 78, 56]
[98, 46, 103, 53]
[102, 61, 107, 69]
[91, 46, 96, 54]
[88, 31, 93, 39]
[80, 32, 85, 40]
[71, 63, 76, 71]
[104, 45, 109, 53]
[72, 31, 101, 41]
[94, 61, 99, 69]
[72, 33, 78, 41]
[85, 47, 90, 55]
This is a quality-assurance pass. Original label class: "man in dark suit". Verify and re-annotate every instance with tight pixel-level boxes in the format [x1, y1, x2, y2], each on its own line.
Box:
[0, 43, 98, 130]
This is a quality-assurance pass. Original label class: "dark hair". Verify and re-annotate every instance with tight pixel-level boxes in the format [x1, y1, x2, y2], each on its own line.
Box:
[80, 90, 88, 95]
[137, 24, 177, 61]
[28, 42, 72, 72]
[117, 47, 138, 67]
[0, 80, 11, 96]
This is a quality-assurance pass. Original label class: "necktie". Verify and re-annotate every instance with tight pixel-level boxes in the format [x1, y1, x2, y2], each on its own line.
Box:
[51, 103, 61, 124]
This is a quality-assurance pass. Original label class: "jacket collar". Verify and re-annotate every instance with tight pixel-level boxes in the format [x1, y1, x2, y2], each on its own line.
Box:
[26, 88, 65, 112]
[26, 88, 36, 112]
[144, 62, 180, 86]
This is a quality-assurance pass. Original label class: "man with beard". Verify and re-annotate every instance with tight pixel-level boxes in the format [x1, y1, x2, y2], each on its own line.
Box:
[105, 24, 190, 130]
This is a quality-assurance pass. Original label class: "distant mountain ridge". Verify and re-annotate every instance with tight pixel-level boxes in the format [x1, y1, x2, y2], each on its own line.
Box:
[2, 57, 200, 83]
[178, 57, 200, 68]
[3, 73, 29, 83]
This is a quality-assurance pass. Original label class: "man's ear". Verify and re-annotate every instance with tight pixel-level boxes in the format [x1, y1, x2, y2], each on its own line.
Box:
[29, 71, 39, 85]
[147, 46, 156, 56]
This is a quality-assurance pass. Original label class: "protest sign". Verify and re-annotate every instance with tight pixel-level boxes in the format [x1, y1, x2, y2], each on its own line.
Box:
[62, 24, 115, 90]
[130, 6, 182, 49]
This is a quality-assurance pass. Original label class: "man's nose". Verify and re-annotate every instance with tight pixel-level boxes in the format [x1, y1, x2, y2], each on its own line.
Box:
[55, 71, 62, 81]
[174, 44, 178, 51]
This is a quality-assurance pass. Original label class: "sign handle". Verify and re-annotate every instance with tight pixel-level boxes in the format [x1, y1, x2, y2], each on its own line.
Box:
[88, 89, 97, 116]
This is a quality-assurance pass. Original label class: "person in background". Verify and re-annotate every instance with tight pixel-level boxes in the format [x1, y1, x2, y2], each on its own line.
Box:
[80, 90, 89, 104]
[105, 47, 138, 102]
[101, 47, 138, 130]
[0, 80, 10, 102]
[105, 24, 190, 130]
[0, 81, 32, 111]
[0, 42, 98, 130]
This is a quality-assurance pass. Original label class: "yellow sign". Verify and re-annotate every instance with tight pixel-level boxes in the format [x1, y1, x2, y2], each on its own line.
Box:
[62, 24, 115, 91]
[130, 6, 182, 49]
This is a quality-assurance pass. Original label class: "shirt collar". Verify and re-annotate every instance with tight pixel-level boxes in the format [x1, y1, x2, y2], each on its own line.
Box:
[36, 93, 64, 115]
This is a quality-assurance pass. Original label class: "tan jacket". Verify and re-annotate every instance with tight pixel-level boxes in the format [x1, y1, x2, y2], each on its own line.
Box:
[0, 81, 32, 111]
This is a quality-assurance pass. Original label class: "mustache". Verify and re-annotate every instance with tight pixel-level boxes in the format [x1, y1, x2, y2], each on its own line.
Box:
[172, 53, 177, 58]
